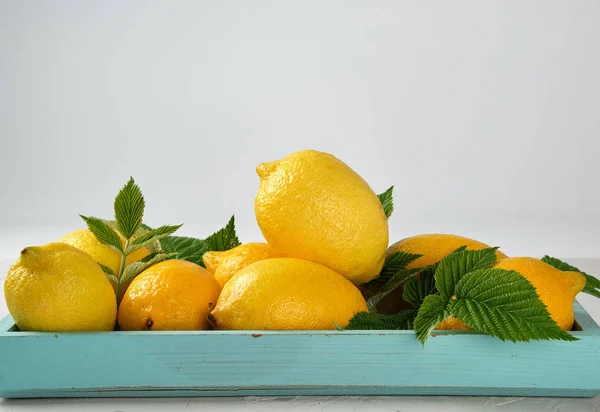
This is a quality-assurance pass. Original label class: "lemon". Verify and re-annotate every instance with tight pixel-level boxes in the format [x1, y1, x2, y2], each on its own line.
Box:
[377, 234, 508, 319]
[436, 317, 473, 331]
[495, 257, 586, 331]
[4, 242, 117, 331]
[211, 258, 368, 330]
[203, 242, 281, 287]
[59, 229, 150, 274]
[387, 234, 508, 269]
[254, 150, 388, 285]
[117, 259, 221, 331]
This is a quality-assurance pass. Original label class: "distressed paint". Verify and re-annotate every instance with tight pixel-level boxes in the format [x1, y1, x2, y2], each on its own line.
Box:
[0, 302, 599, 398]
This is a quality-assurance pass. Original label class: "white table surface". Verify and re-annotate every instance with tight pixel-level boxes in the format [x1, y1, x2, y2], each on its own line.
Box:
[1, 256, 599, 412]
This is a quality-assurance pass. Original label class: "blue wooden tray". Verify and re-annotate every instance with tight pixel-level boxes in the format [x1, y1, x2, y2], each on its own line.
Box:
[0, 301, 599, 398]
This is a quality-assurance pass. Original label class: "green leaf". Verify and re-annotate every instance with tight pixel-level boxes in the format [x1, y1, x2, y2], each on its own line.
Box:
[80, 215, 123, 253]
[403, 266, 437, 309]
[366, 267, 424, 311]
[345, 310, 417, 330]
[160, 236, 207, 266]
[98, 263, 115, 276]
[109, 220, 165, 255]
[365, 251, 422, 290]
[453, 268, 577, 342]
[137, 223, 163, 254]
[139, 252, 160, 263]
[377, 186, 394, 218]
[414, 294, 450, 345]
[160, 216, 241, 267]
[449, 245, 468, 254]
[120, 253, 178, 285]
[114, 177, 145, 239]
[126, 224, 182, 254]
[204, 215, 241, 251]
[541, 256, 600, 299]
[435, 247, 498, 301]
[540, 255, 582, 273]
[97, 262, 118, 284]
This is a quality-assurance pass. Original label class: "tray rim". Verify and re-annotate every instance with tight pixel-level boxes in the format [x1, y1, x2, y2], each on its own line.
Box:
[1, 300, 598, 337]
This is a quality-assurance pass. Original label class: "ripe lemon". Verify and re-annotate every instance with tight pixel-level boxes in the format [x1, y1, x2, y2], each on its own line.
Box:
[203, 242, 281, 287]
[378, 234, 508, 320]
[494, 257, 586, 331]
[254, 150, 388, 285]
[117, 259, 221, 331]
[4, 242, 117, 331]
[436, 317, 473, 331]
[387, 234, 508, 269]
[210, 258, 368, 330]
[59, 229, 150, 274]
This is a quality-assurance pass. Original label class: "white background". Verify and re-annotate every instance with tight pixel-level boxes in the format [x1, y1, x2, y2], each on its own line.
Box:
[1, 1, 600, 411]
[1, 0, 599, 260]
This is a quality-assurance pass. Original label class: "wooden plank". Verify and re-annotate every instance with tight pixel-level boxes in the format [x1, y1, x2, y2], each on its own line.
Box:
[1, 387, 599, 398]
[1, 302, 599, 398]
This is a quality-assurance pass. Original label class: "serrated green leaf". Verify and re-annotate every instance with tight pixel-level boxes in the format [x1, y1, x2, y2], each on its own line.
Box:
[453, 268, 577, 342]
[204, 215, 241, 251]
[160, 216, 241, 267]
[435, 247, 498, 301]
[345, 310, 417, 330]
[377, 186, 394, 218]
[114, 177, 145, 239]
[367, 267, 424, 311]
[449, 245, 468, 255]
[139, 252, 159, 263]
[80, 215, 123, 252]
[364, 251, 422, 290]
[583, 275, 600, 299]
[113, 221, 164, 254]
[141, 223, 153, 232]
[98, 263, 115, 276]
[160, 236, 208, 266]
[414, 294, 450, 345]
[541, 256, 600, 299]
[120, 253, 178, 285]
[144, 240, 162, 255]
[403, 266, 437, 309]
[126, 224, 182, 254]
[136, 223, 163, 254]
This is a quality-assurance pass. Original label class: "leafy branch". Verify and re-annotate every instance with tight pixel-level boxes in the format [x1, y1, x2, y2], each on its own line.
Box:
[350, 241, 577, 346]
[81, 177, 181, 305]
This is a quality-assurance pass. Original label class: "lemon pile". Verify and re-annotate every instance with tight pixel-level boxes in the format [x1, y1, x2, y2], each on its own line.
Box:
[209, 150, 388, 330]
[2, 149, 587, 333]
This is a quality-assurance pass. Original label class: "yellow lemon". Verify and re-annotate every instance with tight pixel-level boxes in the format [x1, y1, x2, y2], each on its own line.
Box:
[387, 234, 508, 269]
[494, 257, 586, 331]
[117, 260, 221, 331]
[203, 242, 281, 287]
[211, 258, 368, 330]
[377, 234, 508, 321]
[4, 242, 117, 331]
[436, 317, 473, 331]
[254, 150, 388, 285]
[59, 229, 150, 274]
